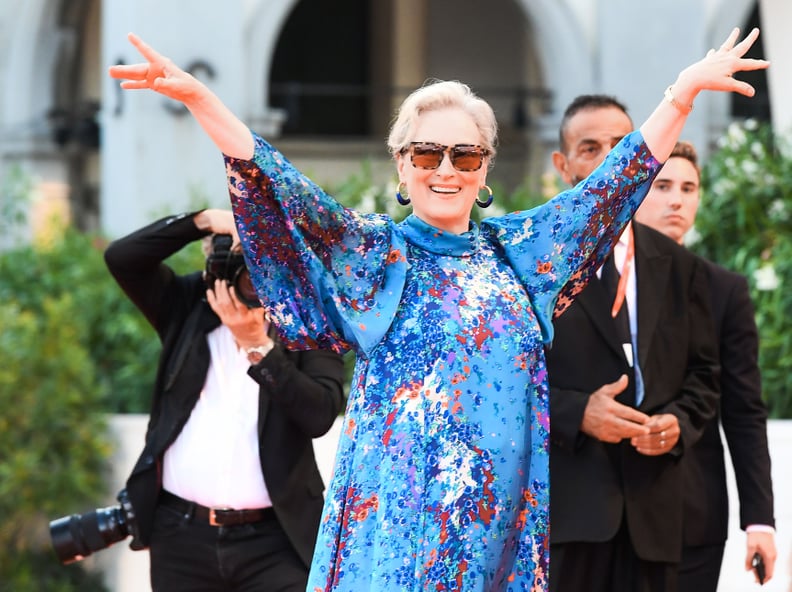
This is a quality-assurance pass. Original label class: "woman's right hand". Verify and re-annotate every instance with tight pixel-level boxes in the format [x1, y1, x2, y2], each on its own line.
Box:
[108, 33, 206, 107]
[109, 33, 255, 159]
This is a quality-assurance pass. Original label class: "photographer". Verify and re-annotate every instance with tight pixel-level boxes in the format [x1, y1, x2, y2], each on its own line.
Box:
[102, 209, 345, 591]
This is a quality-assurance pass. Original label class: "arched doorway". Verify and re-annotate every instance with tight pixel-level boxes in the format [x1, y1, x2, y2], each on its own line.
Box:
[267, 0, 551, 192]
[269, 0, 370, 136]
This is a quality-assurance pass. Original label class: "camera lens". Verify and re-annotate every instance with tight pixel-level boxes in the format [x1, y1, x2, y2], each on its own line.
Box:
[233, 268, 261, 309]
[49, 505, 129, 564]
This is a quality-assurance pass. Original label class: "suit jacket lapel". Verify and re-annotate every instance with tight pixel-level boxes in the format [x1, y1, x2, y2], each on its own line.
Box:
[634, 224, 671, 371]
[576, 276, 628, 360]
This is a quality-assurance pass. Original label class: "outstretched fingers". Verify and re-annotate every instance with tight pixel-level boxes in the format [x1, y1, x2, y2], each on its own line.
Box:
[731, 27, 759, 56]
[686, 27, 769, 96]
[717, 27, 742, 52]
[108, 33, 170, 86]
[108, 33, 201, 102]
[126, 32, 167, 66]
[108, 63, 149, 82]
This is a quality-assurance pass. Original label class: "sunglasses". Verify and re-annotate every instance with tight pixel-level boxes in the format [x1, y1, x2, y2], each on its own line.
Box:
[404, 142, 490, 172]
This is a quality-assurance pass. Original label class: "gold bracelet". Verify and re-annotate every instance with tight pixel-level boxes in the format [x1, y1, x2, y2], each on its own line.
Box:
[664, 85, 693, 115]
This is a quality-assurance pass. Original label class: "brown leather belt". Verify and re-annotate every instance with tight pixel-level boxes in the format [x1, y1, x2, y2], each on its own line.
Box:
[160, 490, 275, 527]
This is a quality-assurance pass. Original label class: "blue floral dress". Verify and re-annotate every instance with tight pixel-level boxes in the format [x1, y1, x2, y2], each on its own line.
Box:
[225, 131, 660, 591]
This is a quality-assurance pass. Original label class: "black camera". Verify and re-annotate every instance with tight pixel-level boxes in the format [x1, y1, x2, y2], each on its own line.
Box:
[204, 234, 261, 309]
[49, 489, 143, 565]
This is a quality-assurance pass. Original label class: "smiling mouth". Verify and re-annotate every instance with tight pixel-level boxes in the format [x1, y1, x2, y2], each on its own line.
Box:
[430, 186, 460, 195]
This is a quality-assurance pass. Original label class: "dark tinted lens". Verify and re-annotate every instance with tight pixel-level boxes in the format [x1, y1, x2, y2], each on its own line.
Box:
[234, 269, 261, 308]
[410, 144, 445, 169]
[450, 146, 485, 171]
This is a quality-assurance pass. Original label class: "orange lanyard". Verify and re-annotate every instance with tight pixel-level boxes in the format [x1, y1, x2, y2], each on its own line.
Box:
[611, 226, 634, 319]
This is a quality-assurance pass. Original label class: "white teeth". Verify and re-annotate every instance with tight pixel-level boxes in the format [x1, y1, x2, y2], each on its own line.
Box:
[431, 186, 459, 194]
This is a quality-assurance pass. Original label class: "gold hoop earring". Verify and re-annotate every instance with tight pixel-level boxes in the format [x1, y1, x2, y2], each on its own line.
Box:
[396, 181, 410, 206]
[476, 185, 494, 208]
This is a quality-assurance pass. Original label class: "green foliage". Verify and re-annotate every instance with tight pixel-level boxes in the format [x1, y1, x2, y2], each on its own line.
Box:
[694, 120, 792, 417]
[327, 160, 405, 219]
[0, 550, 108, 592]
[0, 300, 111, 591]
[0, 229, 159, 413]
[0, 201, 208, 587]
[0, 226, 206, 414]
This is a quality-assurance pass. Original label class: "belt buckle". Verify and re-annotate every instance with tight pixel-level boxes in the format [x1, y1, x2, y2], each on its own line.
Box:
[209, 507, 232, 526]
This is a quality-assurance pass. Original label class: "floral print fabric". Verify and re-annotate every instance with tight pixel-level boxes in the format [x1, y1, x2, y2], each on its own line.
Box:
[226, 131, 659, 591]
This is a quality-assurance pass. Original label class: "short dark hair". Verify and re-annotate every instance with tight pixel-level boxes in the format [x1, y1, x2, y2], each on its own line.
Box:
[668, 140, 700, 178]
[558, 94, 632, 153]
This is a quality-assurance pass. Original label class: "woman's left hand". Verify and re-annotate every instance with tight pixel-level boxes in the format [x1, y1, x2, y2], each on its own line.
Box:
[672, 28, 769, 104]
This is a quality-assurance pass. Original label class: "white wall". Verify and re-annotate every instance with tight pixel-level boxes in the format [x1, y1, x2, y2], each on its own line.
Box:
[100, 0, 248, 239]
[719, 421, 792, 592]
[97, 415, 791, 591]
[760, 0, 792, 136]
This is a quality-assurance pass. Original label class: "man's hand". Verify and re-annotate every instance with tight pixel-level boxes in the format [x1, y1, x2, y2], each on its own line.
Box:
[745, 530, 777, 584]
[580, 375, 651, 442]
[630, 413, 680, 456]
[206, 279, 270, 349]
[194, 209, 240, 248]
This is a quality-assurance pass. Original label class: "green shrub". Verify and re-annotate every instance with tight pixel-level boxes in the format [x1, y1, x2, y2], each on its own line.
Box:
[0, 230, 158, 413]
[694, 120, 792, 417]
[0, 299, 111, 591]
[0, 228, 206, 414]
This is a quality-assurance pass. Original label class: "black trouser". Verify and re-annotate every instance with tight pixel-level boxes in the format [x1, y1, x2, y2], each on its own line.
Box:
[149, 499, 308, 592]
[550, 517, 678, 592]
[678, 543, 725, 592]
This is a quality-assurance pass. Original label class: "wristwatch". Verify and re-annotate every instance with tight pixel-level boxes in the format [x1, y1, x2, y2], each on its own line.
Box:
[244, 341, 275, 364]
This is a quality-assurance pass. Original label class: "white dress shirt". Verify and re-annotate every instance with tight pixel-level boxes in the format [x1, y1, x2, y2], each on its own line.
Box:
[598, 222, 645, 405]
[162, 324, 272, 509]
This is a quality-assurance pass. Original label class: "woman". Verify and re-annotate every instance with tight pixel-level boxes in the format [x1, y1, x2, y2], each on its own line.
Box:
[110, 28, 767, 591]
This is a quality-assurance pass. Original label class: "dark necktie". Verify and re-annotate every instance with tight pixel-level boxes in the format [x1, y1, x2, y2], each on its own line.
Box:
[600, 253, 632, 350]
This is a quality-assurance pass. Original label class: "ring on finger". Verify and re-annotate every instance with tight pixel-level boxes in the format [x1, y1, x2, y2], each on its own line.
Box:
[660, 439, 666, 447]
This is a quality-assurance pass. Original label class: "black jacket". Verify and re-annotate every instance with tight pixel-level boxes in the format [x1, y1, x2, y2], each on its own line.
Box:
[104, 212, 346, 567]
[547, 222, 720, 563]
[681, 258, 774, 546]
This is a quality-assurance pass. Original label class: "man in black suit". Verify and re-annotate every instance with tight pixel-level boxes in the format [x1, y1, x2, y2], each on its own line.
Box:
[547, 95, 720, 592]
[104, 209, 345, 591]
[634, 140, 776, 589]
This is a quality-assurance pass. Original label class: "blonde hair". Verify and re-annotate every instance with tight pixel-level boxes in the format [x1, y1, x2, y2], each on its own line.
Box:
[387, 80, 498, 164]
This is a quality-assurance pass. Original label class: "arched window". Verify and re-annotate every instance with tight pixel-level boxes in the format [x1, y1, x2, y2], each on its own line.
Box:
[269, 0, 370, 136]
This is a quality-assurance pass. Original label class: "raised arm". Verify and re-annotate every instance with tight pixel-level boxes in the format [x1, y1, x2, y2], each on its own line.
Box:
[108, 32, 254, 159]
[639, 27, 769, 161]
